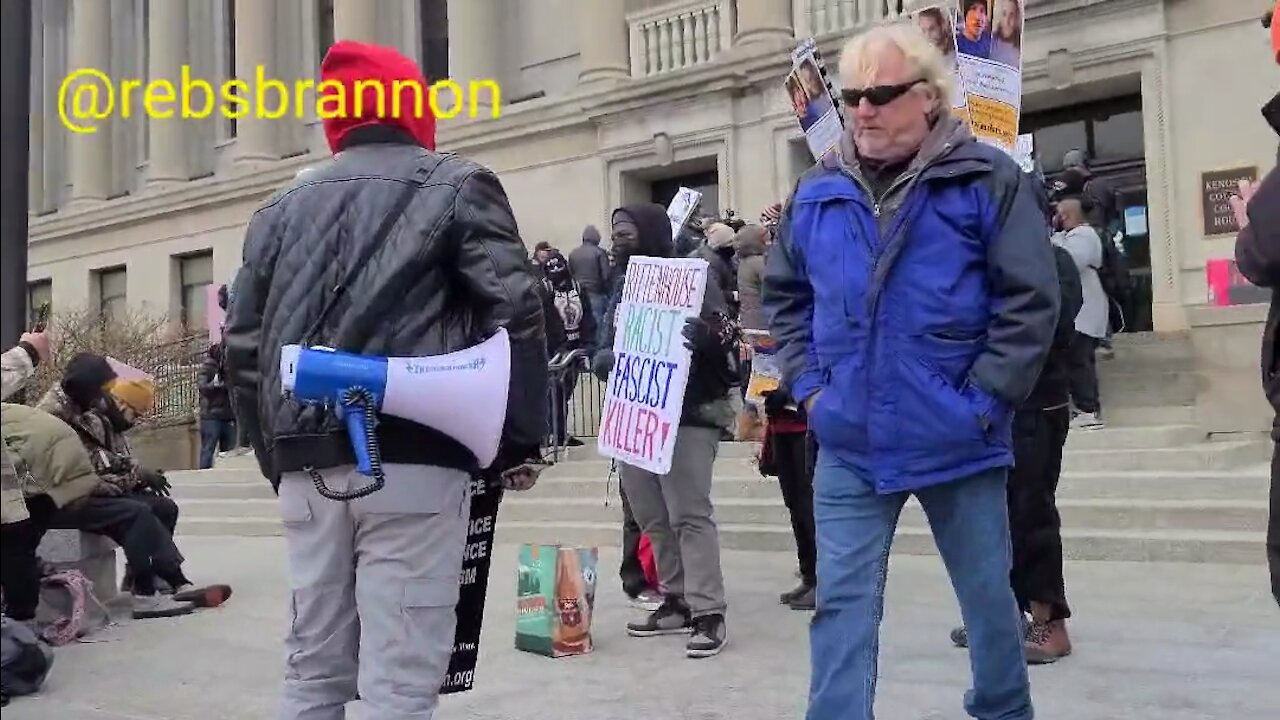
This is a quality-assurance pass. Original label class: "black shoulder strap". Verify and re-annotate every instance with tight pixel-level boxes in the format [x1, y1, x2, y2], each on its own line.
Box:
[303, 165, 431, 346]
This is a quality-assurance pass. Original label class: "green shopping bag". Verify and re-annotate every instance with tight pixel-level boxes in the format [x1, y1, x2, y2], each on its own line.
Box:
[515, 543, 598, 657]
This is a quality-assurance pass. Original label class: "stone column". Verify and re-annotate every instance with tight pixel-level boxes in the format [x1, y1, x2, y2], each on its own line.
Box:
[67, 0, 114, 203]
[28, 0, 45, 212]
[233, 0, 279, 163]
[446, 0, 503, 115]
[333, 0, 381, 44]
[734, 0, 794, 46]
[147, 0, 192, 183]
[576, 0, 629, 84]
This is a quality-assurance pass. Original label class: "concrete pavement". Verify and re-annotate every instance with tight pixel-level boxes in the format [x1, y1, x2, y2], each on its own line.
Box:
[5, 536, 1278, 720]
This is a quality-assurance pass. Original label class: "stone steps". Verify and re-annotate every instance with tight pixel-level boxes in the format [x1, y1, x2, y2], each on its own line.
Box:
[169, 467, 1270, 503]
[173, 495, 1271, 534]
[174, 516, 1267, 564]
[172, 384, 1272, 564]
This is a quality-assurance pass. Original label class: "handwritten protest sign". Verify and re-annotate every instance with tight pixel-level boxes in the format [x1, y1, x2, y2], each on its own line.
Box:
[598, 256, 709, 475]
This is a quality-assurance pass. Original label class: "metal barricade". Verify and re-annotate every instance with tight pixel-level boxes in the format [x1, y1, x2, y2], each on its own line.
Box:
[545, 349, 590, 462]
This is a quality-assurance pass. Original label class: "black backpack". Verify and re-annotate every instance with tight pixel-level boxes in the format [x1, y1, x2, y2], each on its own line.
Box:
[1, 616, 54, 703]
[1092, 223, 1129, 301]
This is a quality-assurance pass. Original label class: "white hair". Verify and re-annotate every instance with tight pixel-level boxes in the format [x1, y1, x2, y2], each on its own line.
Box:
[838, 22, 955, 111]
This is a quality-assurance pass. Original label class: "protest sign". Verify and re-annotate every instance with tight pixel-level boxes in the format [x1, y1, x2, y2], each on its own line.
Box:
[666, 187, 703, 242]
[598, 256, 709, 475]
[953, 0, 1024, 152]
[786, 38, 843, 161]
[1207, 259, 1268, 307]
[207, 284, 226, 344]
[911, 3, 968, 115]
[1012, 133, 1035, 173]
[105, 357, 153, 382]
[440, 475, 502, 694]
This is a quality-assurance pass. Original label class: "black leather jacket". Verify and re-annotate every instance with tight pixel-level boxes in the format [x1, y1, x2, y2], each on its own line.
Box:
[224, 128, 548, 487]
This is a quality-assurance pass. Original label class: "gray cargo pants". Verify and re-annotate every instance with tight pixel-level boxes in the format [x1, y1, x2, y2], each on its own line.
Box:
[618, 425, 727, 618]
[276, 463, 470, 720]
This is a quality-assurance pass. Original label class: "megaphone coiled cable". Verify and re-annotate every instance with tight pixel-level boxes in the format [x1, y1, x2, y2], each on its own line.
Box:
[304, 386, 387, 501]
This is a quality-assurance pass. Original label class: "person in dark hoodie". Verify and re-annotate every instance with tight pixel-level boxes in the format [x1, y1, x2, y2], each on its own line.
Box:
[569, 224, 612, 333]
[197, 296, 238, 470]
[592, 203, 739, 658]
[1232, 5, 1280, 607]
[223, 41, 548, 719]
[540, 250, 595, 447]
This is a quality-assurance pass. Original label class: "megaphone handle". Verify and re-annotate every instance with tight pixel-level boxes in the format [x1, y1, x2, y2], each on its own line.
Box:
[304, 394, 386, 501]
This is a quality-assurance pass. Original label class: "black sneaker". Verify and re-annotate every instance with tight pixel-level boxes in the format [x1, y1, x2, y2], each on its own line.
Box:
[686, 614, 727, 658]
[626, 597, 693, 637]
[788, 586, 816, 611]
[780, 582, 813, 604]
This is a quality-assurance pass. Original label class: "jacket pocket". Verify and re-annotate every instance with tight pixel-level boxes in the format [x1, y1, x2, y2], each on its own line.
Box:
[890, 352, 987, 453]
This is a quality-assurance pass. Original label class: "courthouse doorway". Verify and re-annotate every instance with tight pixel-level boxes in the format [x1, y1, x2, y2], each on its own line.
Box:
[1023, 94, 1152, 332]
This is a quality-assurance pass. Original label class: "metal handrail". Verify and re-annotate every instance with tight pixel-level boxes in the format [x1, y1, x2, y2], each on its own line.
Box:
[545, 349, 591, 462]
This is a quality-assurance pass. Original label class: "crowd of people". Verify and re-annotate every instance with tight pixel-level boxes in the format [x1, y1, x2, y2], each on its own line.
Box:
[5, 11, 1277, 718]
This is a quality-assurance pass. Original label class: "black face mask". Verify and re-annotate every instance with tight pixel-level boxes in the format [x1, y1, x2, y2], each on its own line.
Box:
[101, 398, 134, 432]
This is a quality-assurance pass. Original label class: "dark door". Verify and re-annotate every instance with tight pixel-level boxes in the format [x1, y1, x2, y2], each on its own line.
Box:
[650, 171, 720, 219]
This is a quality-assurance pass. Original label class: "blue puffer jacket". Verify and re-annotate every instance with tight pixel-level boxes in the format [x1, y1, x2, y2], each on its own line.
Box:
[763, 118, 1059, 494]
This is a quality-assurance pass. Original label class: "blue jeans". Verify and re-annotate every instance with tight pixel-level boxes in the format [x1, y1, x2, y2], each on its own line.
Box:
[807, 451, 1033, 720]
[199, 418, 238, 469]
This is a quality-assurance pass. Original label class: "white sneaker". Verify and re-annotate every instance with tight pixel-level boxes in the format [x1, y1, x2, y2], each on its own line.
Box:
[1070, 412, 1105, 430]
[131, 593, 195, 619]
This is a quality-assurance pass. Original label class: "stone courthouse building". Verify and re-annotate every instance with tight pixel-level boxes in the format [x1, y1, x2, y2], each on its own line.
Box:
[22, 0, 1280, 432]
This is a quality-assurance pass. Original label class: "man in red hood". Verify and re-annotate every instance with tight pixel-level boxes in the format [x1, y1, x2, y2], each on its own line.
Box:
[223, 41, 549, 719]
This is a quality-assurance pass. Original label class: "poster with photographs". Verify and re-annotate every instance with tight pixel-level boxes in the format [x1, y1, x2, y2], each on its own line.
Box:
[911, 3, 968, 115]
[952, 0, 1025, 153]
[785, 39, 843, 161]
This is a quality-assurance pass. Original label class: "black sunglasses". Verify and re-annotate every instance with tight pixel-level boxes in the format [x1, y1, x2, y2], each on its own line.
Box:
[841, 78, 926, 108]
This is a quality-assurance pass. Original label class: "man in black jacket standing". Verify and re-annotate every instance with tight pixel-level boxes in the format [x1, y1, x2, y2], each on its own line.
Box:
[224, 41, 547, 720]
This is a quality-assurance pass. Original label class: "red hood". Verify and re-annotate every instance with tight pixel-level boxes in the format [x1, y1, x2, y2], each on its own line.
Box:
[319, 41, 436, 154]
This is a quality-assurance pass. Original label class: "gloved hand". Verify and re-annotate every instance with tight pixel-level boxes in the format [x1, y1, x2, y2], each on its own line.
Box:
[762, 387, 793, 416]
[682, 316, 725, 356]
[138, 469, 172, 497]
[591, 350, 615, 382]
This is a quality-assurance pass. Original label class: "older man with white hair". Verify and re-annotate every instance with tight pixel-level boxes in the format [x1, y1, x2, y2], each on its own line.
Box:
[763, 22, 1058, 720]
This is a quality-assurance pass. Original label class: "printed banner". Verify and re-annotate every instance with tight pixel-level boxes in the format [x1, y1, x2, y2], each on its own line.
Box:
[911, 3, 968, 113]
[953, 0, 1024, 152]
[439, 476, 502, 694]
[666, 187, 703, 242]
[787, 38, 843, 161]
[598, 256, 709, 475]
[1206, 259, 1268, 307]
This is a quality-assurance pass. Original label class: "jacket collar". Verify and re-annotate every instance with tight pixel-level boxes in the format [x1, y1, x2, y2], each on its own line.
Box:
[825, 112, 987, 184]
[335, 124, 421, 153]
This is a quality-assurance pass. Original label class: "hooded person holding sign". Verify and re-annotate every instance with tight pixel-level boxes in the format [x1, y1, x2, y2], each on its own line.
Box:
[593, 203, 739, 658]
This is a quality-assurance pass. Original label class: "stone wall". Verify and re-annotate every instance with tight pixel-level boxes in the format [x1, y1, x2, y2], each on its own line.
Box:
[1188, 304, 1272, 436]
[130, 420, 200, 471]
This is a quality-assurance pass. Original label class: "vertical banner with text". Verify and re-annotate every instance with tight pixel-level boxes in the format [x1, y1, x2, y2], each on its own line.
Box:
[952, 0, 1025, 152]
[439, 476, 503, 695]
[597, 256, 709, 475]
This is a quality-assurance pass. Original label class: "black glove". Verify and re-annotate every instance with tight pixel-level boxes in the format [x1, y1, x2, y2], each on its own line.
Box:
[591, 350, 615, 383]
[762, 387, 793, 417]
[682, 316, 725, 356]
[139, 469, 172, 497]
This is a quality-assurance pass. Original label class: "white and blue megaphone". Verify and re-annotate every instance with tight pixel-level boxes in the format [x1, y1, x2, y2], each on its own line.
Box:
[279, 329, 511, 500]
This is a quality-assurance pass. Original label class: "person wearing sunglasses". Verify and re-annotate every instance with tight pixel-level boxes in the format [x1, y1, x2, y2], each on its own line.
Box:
[763, 21, 1057, 720]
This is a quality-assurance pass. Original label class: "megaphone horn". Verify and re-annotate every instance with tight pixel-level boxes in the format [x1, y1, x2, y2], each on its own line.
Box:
[280, 329, 512, 501]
